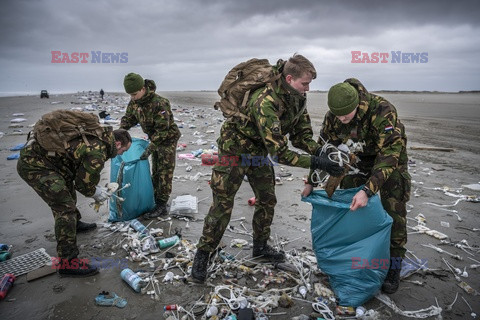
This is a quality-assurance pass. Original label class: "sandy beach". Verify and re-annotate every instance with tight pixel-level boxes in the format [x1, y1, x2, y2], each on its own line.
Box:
[0, 91, 479, 320]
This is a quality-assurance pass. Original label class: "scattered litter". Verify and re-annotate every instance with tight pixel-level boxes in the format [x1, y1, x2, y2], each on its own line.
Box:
[461, 296, 477, 318]
[440, 221, 450, 228]
[9, 143, 25, 151]
[230, 239, 249, 248]
[9, 130, 25, 135]
[178, 153, 196, 160]
[10, 118, 27, 123]
[410, 146, 454, 152]
[422, 243, 462, 260]
[409, 225, 448, 240]
[458, 281, 478, 295]
[445, 292, 458, 311]
[0, 273, 16, 300]
[376, 293, 442, 318]
[169, 195, 198, 217]
[120, 268, 148, 293]
[0, 248, 52, 277]
[7, 153, 20, 160]
[462, 183, 480, 191]
[94, 291, 127, 308]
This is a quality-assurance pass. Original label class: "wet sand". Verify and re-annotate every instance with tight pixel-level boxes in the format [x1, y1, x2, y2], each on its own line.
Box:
[0, 91, 479, 319]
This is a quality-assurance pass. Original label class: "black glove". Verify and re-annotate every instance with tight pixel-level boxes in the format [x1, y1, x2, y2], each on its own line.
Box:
[310, 154, 344, 177]
[140, 148, 151, 160]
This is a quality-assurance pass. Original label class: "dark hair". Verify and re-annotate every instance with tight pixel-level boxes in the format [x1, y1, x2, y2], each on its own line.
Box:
[113, 129, 132, 147]
[283, 53, 317, 80]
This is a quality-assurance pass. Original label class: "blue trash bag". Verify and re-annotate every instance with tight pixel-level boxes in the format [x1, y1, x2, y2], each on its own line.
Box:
[7, 153, 20, 160]
[10, 143, 26, 151]
[302, 186, 393, 307]
[108, 138, 155, 222]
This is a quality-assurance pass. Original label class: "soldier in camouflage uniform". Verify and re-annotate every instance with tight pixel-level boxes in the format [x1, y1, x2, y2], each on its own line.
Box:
[120, 73, 181, 218]
[302, 78, 411, 293]
[192, 54, 343, 283]
[17, 119, 131, 277]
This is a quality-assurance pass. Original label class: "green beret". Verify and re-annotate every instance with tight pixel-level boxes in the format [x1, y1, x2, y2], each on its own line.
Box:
[327, 82, 359, 116]
[123, 73, 144, 94]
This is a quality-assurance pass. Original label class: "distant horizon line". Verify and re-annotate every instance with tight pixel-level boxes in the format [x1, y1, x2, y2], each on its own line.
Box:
[1, 89, 479, 97]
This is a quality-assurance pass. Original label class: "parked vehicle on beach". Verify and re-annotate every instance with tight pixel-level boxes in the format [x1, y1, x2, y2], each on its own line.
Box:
[40, 90, 49, 98]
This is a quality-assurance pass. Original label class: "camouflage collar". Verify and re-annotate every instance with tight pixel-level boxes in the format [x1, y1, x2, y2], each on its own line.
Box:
[355, 99, 370, 121]
[103, 129, 117, 159]
[279, 77, 306, 111]
[135, 88, 154, 105]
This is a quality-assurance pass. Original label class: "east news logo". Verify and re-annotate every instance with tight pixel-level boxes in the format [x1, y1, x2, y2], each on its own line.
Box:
[351, 51, 428, 63]
[51, 51, 128, 63]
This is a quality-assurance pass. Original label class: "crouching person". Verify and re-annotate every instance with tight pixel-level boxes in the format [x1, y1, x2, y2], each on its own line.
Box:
[17, 110, 131, 277]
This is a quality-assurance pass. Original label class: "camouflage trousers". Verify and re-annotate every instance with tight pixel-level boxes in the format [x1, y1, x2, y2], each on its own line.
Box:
[341, 168, 411, 258]
[197, 159, 277, 252]
[17, 148, 80, 260]
[151, 142, 177, 204]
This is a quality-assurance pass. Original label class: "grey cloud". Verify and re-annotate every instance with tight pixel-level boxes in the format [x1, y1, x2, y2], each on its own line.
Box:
[0, 0, 479, 92]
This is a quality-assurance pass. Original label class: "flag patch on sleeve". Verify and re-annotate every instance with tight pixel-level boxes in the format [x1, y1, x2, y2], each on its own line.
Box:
[385, 125, 393, 132]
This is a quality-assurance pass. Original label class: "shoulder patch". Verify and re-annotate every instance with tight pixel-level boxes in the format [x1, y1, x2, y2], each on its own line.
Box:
[271, 121, 281, 135]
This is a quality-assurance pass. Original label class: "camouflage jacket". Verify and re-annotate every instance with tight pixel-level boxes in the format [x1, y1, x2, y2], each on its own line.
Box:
[218, 77, 319, 168]
[319, 78, 409, 193]
[120, 80, 181, 150]
[19, 131, 117, 197]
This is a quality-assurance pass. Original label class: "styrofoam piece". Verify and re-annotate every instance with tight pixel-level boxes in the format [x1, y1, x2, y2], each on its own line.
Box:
[169, 195, 198, 217]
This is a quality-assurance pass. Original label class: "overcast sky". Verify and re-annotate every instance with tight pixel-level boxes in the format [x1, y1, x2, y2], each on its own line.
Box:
[1, 0, 479, 94]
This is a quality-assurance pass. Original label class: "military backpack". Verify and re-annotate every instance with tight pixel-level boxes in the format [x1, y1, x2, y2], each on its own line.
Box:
[32, 110, 108, 154]
[214, 58, 285, 120]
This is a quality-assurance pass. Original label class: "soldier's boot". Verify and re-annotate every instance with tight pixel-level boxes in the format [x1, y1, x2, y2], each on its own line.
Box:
[191, 249, 210, 283]
[144, 201, 168, 219]
[76, 220, 97, 233]
[382, 259, 402, 294]
[58, 258, 99, 277]
[252, 240, 285, 262]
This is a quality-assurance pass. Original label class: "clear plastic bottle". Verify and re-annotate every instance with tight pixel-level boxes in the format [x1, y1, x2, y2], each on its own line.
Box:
[142, 236, 160, 253]
[158, 235, 180, 249]
[130, 219, 149, 237]
[120, 268, 145, 293]
[206, 305, 218, 317]
[298, 285, 307, 298]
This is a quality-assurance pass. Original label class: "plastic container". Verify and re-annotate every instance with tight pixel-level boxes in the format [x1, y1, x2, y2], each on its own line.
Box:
[142, 235, 160, 253]
[206, 305, 218, 317]
[120, 268, 145, 293]
[201, 153, 219, 166]
[164, 304, 178, 311]
[130, 219, 149, 237]
[356, 306, 366, 317]
[0, 244, 12, 262]
[0, 273, 16, 300]
[170, 195, 198, 217]
[298, 285, 307, 298]
[158, 235, 180, 249]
